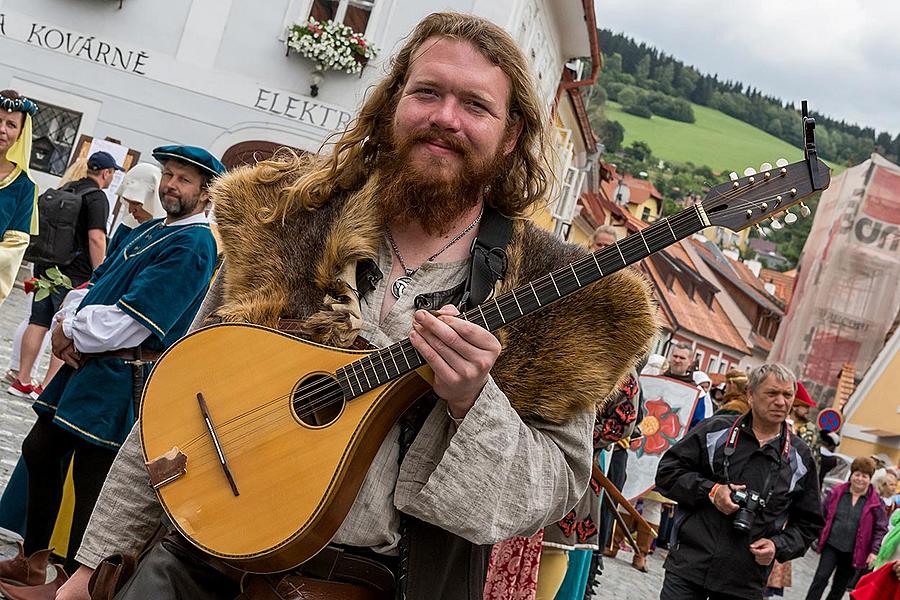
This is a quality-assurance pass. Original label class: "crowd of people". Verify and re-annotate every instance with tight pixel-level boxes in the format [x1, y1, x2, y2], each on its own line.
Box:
[0, 10, 899, 600]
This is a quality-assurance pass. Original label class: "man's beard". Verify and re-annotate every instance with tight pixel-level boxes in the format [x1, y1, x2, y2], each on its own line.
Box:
[161, 192, 201, 220]
[375, 126, 507, 236]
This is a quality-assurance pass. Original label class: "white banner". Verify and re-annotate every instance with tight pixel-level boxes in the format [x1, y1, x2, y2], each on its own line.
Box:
[622, 375, 700, 503]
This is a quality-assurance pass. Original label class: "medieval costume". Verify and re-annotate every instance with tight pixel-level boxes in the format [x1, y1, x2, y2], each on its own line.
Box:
[20, 146, 222, 574]
[76, 160, 658, 599]
[0, 94, 39, 305]
[539, 371, 641, 599]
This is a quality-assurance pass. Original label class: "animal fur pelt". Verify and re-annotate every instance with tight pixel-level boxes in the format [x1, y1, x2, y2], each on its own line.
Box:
[209, 165, 658, 424]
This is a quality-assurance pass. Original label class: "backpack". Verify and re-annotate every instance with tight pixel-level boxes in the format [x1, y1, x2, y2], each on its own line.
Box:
[24, 183, 99, 267]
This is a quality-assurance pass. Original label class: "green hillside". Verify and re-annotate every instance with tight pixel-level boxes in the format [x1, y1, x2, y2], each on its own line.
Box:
[606, 101, 840, 175]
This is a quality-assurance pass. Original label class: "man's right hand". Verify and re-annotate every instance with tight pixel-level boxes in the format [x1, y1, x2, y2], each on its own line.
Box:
[55, 565, 93, 600]
[712, 483, 744, 515]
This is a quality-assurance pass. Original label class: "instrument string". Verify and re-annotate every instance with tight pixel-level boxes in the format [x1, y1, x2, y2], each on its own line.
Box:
[178, 181, 798, 460]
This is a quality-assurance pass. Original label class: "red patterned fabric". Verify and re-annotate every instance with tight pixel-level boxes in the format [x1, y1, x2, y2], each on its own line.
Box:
[483, 530, 544, 599]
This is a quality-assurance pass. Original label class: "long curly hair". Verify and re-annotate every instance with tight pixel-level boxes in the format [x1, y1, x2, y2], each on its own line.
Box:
[253, 12, 555, 224]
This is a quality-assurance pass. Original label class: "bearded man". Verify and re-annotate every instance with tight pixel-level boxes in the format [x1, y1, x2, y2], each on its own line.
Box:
[20, 145, 222, 579]
[57, 13, 656, 600]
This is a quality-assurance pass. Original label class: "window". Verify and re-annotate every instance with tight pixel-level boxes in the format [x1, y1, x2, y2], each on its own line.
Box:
[29, 100, 83, 177]
[708, 356, 719, 373]
[310, 0, 375, 33]
[642, 206, 652, 222]
[719, 360, 729, 374]
[693, 349, 705, 371]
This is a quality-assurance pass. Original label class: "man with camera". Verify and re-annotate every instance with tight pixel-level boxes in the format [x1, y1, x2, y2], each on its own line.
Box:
[655, 363, 824, 599]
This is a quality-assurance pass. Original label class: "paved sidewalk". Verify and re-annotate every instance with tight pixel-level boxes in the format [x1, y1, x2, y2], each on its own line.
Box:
[0, 290, 856, 598]
[594, 545, 848, 599]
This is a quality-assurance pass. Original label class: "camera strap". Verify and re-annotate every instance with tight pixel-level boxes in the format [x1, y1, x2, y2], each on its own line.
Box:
[722, 415, 791, 505]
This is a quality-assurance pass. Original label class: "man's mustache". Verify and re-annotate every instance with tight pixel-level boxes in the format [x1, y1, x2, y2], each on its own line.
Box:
[405, 129, 470, 155]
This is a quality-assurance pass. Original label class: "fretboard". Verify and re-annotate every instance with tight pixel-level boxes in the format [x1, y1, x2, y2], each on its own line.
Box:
[336, 205, 708, 400]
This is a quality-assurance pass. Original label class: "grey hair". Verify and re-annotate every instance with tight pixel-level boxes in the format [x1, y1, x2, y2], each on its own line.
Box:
[671, 342, 692, 353]
[593, 224, 619, 240]
[748, 363, 797, 393]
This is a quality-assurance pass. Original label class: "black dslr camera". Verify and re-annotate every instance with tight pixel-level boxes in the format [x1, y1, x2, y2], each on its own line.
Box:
[730, 489, 767, 532]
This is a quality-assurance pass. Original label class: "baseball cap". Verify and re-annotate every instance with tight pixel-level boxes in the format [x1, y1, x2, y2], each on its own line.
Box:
[88, 151, 125, 171]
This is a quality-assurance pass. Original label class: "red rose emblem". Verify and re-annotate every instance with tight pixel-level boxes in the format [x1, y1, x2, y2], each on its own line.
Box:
[630, 398, 682, 457]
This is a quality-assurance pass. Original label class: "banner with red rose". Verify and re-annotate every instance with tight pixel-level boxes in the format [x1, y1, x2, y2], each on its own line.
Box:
[622, 375, 700, 503]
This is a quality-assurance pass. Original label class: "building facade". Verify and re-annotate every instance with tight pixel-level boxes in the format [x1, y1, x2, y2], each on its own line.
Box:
[0, 0, 597, 215]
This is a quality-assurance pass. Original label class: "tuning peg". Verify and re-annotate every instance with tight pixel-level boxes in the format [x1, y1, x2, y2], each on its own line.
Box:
[775, 158, 789, 167]
[784, 210, 798, 224]
[755, 224, 767, 237]
[760, 162, 773, 172]
[729, 172, 740, 181]
[799, 202, 811, 217]
[770, 217, 783, 230]
[743, 167, 757, 176]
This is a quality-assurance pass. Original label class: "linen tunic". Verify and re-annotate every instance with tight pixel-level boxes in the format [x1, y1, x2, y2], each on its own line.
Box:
[34, 217, 217, 448]
[76, 238, 594, 567]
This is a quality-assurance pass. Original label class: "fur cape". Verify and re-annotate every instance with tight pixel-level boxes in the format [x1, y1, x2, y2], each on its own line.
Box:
[209, 165, 658, 424]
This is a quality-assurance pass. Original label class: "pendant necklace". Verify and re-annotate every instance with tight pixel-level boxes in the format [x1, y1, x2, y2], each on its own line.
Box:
[387, 208, 483, 299]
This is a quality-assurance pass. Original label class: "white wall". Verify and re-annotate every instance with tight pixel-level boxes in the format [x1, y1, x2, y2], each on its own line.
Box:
[0, 0, 587, 187]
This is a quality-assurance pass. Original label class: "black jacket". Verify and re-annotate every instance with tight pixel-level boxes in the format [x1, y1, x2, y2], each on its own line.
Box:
[655, 413, 824, 599]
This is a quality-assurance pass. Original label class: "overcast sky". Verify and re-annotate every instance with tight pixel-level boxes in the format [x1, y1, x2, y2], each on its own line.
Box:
[595, 0, 900, 137]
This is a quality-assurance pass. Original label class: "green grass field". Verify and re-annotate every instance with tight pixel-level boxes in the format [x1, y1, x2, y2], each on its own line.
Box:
[605, 101, 840, 175]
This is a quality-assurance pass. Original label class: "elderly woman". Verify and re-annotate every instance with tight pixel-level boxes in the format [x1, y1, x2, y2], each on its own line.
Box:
[806, 457, 888, 600]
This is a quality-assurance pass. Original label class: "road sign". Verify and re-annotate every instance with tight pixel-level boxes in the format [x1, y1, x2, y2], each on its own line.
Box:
[817, 408, 843, 433]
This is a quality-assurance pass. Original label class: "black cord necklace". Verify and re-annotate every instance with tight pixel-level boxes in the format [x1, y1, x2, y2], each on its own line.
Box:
[386, 208, 483, 299]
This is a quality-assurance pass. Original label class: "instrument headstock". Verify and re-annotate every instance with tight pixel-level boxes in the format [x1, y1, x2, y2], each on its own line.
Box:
[702, 157, 830, 235]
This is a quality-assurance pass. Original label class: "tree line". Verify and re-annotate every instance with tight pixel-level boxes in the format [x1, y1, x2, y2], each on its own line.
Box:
[596, 29, 900, 166]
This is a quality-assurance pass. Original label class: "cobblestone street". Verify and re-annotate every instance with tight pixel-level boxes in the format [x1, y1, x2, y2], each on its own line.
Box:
[594, 545, 849, 599]
[0, 290, 853, 598]
[0, 291, 49, 494]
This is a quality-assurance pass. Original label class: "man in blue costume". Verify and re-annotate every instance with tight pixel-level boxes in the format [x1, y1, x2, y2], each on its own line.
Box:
[19, 145, 224, 575]
[0, 89, 39, 306]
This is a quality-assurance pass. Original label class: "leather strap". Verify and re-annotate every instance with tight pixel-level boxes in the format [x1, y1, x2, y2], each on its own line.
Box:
[463, 206, 512, 310]
[81, 347, 163, 364]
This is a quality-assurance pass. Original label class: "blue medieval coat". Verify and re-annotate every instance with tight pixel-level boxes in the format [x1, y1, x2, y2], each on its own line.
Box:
[34, 217, 217, 448]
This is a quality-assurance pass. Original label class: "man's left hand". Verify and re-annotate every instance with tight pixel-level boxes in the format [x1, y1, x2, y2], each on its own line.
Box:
[867, 553, 877, 569]
[51, 320, 81, 368]
[408, 305, 502, 420]
[749, 538, 776, 566]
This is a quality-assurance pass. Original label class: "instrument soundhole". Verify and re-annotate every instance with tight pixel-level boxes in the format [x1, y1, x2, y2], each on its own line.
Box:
[291, 374, 345, 428]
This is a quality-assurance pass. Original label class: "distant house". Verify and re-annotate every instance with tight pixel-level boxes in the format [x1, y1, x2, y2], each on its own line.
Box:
[841, 327, 900, 463]
[749, 237, 790, 270]
[692, 238, 785, 369]
[759, 268, 796, 308]
[586, 187, 750, 372]
[596, 164, 663, 223]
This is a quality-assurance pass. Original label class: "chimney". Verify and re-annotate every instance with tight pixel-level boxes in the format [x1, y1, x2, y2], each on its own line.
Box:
[744, 259, 762, 277]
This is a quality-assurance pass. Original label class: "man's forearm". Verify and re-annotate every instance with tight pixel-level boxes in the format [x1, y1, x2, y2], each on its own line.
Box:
[88, 231, 106, 269]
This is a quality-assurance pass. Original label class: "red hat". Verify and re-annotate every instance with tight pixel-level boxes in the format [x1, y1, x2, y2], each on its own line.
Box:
[795, 382, 816, 407]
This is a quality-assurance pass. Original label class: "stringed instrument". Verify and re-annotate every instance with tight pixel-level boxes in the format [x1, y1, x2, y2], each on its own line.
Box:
[140, 105, 831, 572]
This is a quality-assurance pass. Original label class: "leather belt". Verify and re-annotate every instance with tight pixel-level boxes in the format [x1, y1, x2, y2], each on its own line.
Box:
[80, 347, 163, 365]
[240, 573, 391, 600]
[297, 546, 396, 593]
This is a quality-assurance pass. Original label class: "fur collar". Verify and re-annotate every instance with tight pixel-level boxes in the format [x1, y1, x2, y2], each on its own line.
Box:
[209, 166, 658, 424]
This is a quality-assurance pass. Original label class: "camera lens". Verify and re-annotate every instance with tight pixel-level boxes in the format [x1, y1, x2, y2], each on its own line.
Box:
[733, 508, 753, 532]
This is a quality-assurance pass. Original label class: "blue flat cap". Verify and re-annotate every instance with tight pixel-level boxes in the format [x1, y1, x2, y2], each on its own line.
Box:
[152, 145, 226, 178]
